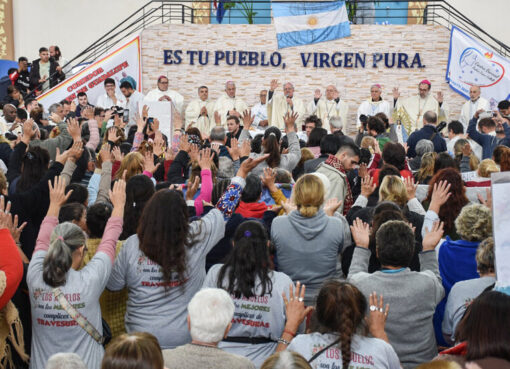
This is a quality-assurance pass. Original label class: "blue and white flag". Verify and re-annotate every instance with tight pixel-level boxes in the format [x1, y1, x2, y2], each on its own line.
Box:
[271, 1, 351, 49]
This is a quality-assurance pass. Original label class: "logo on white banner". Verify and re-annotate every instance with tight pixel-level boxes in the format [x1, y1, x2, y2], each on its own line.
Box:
[446, 26, 510, 104]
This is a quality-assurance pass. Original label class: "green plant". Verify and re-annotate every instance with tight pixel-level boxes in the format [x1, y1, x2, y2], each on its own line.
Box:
[236, 1, 257, 24]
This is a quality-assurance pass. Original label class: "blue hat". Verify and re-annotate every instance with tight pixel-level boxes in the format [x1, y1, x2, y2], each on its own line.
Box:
[120, 76, 137, 90]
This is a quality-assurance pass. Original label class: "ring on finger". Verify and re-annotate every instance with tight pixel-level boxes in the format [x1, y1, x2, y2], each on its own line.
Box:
[379, 308, 384, 313]
[369, 305, 377, 312]
[298, 297, 304, 302]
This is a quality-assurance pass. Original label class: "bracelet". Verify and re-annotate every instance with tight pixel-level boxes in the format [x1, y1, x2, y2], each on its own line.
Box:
[283, 329, 296, 338]
[277, 338, 291, 346]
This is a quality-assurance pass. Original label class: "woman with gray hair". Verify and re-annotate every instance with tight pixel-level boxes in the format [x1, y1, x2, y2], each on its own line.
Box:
[45, 353, 87, 369]
[408, 139, 434, 171]
[442, 237, 495, 344]
[162, 288, 255, 369]
[27, 177, 126, 369]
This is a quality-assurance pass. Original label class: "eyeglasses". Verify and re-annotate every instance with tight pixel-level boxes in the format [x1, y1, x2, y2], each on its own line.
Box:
[159, 81, 169, 84]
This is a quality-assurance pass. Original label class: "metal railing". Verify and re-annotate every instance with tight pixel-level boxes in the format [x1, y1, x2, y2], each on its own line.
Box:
[60, 0, 510, 76]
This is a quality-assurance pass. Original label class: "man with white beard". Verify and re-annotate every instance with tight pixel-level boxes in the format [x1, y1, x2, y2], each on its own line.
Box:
[308, 84, 348, 133]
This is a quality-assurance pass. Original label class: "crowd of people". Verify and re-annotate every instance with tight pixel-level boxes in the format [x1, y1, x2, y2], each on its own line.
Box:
[1, 54, 509, 369]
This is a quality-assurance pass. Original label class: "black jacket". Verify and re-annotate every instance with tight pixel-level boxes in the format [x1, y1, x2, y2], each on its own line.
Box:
[407, 125, 447, 158]
[29, 58, 65, 90]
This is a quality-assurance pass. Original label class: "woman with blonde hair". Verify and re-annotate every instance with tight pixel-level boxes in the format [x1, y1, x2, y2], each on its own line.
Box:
[464, 159, 499, 187]
[378, 175, 408, 207]
[454, 139, 479, 173]
[261, 351, 312, 369]
[114, 151, 158, 182]
[271, 174, 348, 305]
[415, 152, 437, 185]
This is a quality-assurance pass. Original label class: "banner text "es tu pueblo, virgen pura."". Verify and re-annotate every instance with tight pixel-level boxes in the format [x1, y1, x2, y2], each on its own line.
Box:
[163, 50, 425, 69]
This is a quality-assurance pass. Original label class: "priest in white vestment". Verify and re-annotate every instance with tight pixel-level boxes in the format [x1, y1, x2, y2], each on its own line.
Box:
[393, 80, 449, 134]
[459, 85, 490, 131]
[308, 85, 348, 133]
[357, 84, 391, 127]
[144, 75, 184, 114]
[267, 80, 306, 130]
[185, 85, 216, 135]
[213, 81, 248, 126]
[251, 90, 269, 129]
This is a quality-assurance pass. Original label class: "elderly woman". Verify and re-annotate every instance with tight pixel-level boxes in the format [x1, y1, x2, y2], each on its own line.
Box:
[162, 288, 255, 369]
[432, 203, 492, 347]
[442, 237, 495, 344]
[27, 177, 125, 369]
[271, 174, 348, 305]
[408, 139, 434, 171]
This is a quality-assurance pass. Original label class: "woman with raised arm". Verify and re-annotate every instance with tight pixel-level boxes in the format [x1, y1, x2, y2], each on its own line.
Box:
[27, 177, 126, 369]
[107, 152, 269, 350]
[276, 281, 400, 369]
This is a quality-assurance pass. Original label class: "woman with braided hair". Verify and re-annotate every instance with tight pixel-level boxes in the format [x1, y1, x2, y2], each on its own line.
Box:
[281, 280, 400, 369]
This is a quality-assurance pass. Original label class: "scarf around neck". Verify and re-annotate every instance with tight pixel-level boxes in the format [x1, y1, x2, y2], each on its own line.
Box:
[324, 155, 354, 215]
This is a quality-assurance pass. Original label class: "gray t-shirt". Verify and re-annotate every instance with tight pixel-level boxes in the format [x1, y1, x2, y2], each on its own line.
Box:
[107, 209, 225, 349]
[288, 332, 400, 369]
[203, 264, 293, 367]
[442, 276, 496, 341]
[27, 252, 112, 369]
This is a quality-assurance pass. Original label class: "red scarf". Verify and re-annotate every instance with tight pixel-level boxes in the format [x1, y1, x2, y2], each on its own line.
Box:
[324, 154, 354, 215]
[235, 201, 268, 219]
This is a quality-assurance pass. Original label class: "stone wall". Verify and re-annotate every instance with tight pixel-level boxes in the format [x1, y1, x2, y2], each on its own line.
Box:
[141, 24, 465, 134]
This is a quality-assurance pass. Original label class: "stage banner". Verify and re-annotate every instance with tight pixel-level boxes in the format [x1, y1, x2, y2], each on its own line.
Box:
[37, 36, 141, 110]
[491, 172, 510, 292]
[446, 25, 510, 108]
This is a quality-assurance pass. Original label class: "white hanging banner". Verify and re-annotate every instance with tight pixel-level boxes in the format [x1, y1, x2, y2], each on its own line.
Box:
[491, 172, 510, 290]
[446, 25, 510, 109]
[37, 35, 142, 110]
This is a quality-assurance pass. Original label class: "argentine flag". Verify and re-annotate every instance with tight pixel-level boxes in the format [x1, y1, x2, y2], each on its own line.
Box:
[272, 1, 351, 49]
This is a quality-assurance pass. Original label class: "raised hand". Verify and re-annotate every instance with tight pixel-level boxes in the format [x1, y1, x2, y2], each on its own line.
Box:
[143, 151, 160, 174]
[260, 167, 277, 192]
[281, 282, 314, 335]
[189, 143, 200, 163]
[67, 117, 81, 141]
[185, 176, 200, 201]
[100, 144, 112, 163]
[0, 196, 27, 243]
[135, 113, 145, 133]
[422, 220, 444, 251]
[178, 134, 190, 153]
[214, 111, 221, 126]
[226, 138, 240, 160]
[461, 142, 472, 157]
[109, 179, 126, 217]
[429, 180, 451, 213]
[314, 89, 322, 100]
[392, 87, 400, 100]
[270, 79, 279, 92]
[47, 176, 73, 216]
[350, 217, 370, 248]
[55, 147, 70, 165]
[107, 127, 120, 143]
[237, 154, 269, 178]
[361, 176, 377, 198]
[240, 139, 251, 158]
[198, 148, 214, 170]
[142, 105, 149, 119]
[404, 176, 417, 200]
[358, 163, 368, 179]
[477, 188, 492, 209]
[324, 197, 343, 217]
[68, 140, 84, 162]
[153, 135, 165, 157]
[111, 146, 124, 162]
[436, 91, 444, 104]
[242, 110, 254, 130]
[283, 111, 299, 133]
[367, 292, 390, 342]
[22, 119, 36, 144]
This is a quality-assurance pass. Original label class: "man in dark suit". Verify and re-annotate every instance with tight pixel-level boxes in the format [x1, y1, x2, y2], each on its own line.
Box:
[406, 111, 447, 158]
